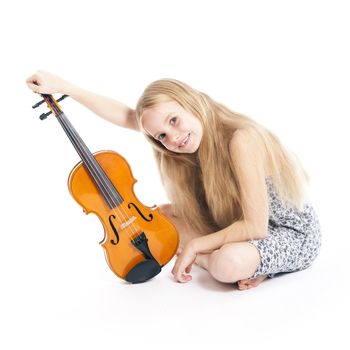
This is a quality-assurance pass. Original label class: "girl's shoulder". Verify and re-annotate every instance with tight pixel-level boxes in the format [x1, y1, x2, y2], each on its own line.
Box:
[229, 126, 265, 153]
[229, 127, 269, 170]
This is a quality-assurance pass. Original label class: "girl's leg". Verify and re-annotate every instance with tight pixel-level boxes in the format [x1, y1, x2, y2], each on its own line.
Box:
[159, 204, 266, 289]
[196, 242, 266, 289]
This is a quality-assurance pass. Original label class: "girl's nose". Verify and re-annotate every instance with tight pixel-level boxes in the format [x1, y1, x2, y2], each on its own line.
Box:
[172, 132, 181, 143]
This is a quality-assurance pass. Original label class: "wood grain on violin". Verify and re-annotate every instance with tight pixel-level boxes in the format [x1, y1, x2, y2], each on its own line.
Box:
[32, 94, 179, 283]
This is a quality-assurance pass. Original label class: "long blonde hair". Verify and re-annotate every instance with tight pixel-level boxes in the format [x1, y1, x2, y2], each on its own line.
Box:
[135, 79, 309, 234]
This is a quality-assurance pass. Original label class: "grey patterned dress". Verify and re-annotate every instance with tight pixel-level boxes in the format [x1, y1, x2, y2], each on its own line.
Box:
[248, 178, 322, 279]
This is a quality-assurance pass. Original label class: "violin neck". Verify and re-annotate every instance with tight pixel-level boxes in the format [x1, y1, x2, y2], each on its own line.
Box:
[54, 108, 123, 209]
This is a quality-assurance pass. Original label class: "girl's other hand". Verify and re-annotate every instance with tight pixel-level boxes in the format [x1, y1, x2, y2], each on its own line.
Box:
[26, 70, 70, 95]
[171, 242, 197, 283]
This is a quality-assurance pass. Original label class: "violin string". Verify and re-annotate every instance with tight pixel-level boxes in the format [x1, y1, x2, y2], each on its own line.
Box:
[55, 112, 116, 206]
[49, 96, 139, 244]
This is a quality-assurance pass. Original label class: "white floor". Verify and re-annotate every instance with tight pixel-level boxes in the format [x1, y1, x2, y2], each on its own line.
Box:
[1, 205, 348, 350]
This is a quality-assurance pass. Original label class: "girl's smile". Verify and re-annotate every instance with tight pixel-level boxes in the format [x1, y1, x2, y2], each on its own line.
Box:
[141, 100, 203, 153]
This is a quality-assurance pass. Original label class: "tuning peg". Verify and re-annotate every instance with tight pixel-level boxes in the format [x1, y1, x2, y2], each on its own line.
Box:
[57, 94, 69, 102]
[32, 94, 69, 120]
[39, 111, 52, 120]
[32, 94, 69, 109]
[32, 99, 45, 109]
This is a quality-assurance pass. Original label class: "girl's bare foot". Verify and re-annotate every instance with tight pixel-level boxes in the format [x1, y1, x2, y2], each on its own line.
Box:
[237, 275, 267, 290]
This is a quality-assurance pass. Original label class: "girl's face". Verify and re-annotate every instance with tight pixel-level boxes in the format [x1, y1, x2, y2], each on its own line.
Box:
[141, 100, 203, 153]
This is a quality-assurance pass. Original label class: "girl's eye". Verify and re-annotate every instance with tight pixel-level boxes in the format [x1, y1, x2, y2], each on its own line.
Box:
[158, 133, 165, 141]
[157, 116, 178, 141]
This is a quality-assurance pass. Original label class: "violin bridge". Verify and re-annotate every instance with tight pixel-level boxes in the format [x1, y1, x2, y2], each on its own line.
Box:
[120, 215, 137, 230]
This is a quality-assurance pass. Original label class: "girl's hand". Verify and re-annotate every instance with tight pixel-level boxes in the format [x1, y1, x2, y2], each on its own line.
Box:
[171, 242, 197, 283]
[26, 70, 71, 95]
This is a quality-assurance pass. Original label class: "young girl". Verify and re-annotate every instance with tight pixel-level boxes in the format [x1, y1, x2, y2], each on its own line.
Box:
[26, 70, 321, 290]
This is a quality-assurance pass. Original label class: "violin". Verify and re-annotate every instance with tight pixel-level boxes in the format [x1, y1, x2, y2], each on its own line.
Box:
[32, 94, 179, 283]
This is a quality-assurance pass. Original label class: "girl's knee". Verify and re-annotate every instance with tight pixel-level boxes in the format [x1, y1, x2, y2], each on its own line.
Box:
[208, 243, 260, 283]
[208, 246, 243, 283]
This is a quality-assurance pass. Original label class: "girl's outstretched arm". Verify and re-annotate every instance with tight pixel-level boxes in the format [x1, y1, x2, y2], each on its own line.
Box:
[26, 70, 139, 131]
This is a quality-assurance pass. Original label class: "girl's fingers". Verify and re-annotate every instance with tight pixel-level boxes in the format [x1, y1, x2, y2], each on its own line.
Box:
[185, 264, 192, 273]
[26, 82, 42, 93]
[178, 273, 192, 283]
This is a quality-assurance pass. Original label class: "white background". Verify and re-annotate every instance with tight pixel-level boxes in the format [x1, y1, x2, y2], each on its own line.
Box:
[1, 1, 349, 349]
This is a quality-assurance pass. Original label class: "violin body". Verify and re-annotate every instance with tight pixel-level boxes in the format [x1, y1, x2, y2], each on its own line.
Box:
[32, 94, 179, 283]
[68, 150, 179, 280]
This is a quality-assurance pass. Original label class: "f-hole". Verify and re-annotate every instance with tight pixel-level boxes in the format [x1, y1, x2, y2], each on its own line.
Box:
[128, 202, 153, 222]
[109, 215, 120, 245]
